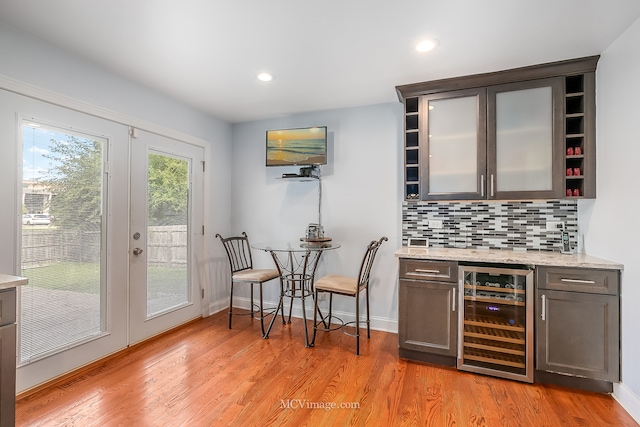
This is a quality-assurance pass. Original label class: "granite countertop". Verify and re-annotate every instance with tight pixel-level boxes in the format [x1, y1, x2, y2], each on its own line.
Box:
[395, 247, 624, 270]
[0, 274, 28, 290]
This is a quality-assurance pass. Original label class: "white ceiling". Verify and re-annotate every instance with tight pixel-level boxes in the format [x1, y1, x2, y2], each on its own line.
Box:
[1, 1, 640, 123]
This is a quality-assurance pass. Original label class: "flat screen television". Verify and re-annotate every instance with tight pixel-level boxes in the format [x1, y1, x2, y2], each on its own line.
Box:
[266, 126, 327, 166]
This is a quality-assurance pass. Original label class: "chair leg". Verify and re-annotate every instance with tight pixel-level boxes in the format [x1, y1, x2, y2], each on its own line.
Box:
[228, 282, 234, 329]
[355, 293, 360, 356]
[259, 282, 266, 337]
[250, 283, 254, 316]
[366, 288, 371, 339]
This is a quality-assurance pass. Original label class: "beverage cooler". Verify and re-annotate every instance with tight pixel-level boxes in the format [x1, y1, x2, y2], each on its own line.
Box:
[458, 264, 534, 383]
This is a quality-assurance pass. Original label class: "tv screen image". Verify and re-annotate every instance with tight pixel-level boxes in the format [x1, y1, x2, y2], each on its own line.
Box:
[266, 126, 327, 166]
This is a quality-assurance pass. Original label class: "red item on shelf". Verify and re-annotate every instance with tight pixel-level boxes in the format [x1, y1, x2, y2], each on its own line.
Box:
[574, 146, 582, 155]
[567, 147, 574, 155]
[566, 168, 573, 176]
[573, 167, 581, 176]
[573, 188, 580, 197]
[566, 189, 572, 197]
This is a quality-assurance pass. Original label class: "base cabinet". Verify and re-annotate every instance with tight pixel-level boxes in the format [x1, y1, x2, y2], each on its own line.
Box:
[398, 258, 622, 392]
[0, 289, 16, 427]
[398, 259, 458, 359]
[399, 279, 457, 356]
[536, 267, 620, 383]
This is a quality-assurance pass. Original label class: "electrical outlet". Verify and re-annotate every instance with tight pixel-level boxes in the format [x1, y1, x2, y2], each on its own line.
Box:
[429, 219, 443, 229]
[546, 221, 564, 231]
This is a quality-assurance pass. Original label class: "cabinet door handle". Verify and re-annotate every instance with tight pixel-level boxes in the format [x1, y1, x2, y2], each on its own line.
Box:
[541, 294, 546, 321]
[560, 278, 596, 284]
[452, 287, 456, 312]
[480, 174, 484, 197]
[490, 174, 495, 197]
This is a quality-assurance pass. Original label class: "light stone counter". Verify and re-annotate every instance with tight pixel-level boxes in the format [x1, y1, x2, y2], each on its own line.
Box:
[0, 274, 28, 290]
[395, 247, 623, 270]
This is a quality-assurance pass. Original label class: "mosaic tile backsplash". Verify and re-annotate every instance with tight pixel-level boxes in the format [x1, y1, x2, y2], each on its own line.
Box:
[402, 200, 578, 252]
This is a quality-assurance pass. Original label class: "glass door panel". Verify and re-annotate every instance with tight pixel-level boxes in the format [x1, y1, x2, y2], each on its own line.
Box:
[20, 122, 107, 363]
[495, 86, 553, 192]
[421, 88, 486, 200]
[428, 96, 477, 192]
[146, 152, 189, 317]
[458, 265, 534, 383]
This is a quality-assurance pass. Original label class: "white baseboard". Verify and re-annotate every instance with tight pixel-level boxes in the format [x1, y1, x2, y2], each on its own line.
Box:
[613, 382, 640, 424]
[208, 296, 398, 334]
[208, 298, 230, 316]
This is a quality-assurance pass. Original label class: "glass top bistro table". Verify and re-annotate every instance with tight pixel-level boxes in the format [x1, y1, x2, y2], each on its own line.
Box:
[251, 240, 341, 347]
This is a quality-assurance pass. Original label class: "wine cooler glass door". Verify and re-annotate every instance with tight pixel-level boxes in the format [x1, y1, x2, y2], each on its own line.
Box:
[458, 265, 534, 383]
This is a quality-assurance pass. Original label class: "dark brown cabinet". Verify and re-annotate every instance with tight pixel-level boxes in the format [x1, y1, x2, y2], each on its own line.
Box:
[536, 267, 620, 383]
[398, 259, 458, 362]
[397, 56, 599, 201]
[0, 289, 16, 426]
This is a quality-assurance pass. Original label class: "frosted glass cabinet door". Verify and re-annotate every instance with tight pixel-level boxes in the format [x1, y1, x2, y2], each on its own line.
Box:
[421, 88, 486, 200]
[488, 78, 563, 199]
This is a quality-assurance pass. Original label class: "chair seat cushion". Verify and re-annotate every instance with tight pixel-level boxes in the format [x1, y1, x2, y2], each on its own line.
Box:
[233, 269, 280, 283]
[314, 274, 357, 296]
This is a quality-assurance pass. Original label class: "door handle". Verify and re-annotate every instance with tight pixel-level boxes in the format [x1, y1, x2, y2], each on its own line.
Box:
[541, 294, 546, 321]
[452, 287, 456, 312]
[133, 248, 144, 256]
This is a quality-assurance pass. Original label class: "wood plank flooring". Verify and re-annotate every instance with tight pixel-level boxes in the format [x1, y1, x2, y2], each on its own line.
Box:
[16, 310, 639, 427]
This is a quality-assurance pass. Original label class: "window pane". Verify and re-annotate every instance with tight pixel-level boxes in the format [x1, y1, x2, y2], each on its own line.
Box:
[146, 152, 190, 317]
[20, 122, 105, 363]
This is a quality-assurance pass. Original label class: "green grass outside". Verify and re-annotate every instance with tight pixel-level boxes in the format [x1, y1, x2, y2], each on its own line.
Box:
[22, 262, 188, 295]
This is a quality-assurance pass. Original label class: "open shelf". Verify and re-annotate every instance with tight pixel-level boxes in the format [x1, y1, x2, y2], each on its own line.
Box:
[564, 73, 595, 198]
[404, 97, 420, 200]
[277, 175, 319, 182]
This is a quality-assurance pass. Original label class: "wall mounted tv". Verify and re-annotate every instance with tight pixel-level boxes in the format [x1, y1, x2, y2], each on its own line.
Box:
[266, 126, 327, 167]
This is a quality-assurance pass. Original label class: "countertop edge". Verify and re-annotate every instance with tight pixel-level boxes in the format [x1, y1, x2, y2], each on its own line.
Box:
[394, 247, 624, 270]
[0, 274, 29, 290]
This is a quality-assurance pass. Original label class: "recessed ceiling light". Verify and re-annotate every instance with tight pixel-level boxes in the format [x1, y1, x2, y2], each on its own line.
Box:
[416, 39, 439, 53]
[257, 72, 275, 82]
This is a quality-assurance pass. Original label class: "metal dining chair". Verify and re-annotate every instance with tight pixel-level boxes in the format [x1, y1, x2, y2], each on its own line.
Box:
[311, 236, 387, 355]
[216, 232, 284, 337]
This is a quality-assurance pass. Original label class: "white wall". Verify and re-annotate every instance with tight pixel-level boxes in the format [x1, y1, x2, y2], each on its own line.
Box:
[579, 16, 640, 420]
[0, 22, 233, 312]
[230, 104, 403, 330]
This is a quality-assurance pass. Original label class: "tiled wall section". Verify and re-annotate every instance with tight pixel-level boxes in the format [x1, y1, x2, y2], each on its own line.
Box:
[402, 200, 578, 252]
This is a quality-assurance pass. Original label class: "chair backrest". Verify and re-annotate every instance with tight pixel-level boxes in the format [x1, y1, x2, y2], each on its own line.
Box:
[357, 236, 388, 291]
[215, 232, 254, 274]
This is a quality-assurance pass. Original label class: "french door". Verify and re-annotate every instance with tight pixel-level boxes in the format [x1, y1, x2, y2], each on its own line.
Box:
[6, 88, 205, 392]
[129, 130, 204, 344]
[10, 93, 130, 392]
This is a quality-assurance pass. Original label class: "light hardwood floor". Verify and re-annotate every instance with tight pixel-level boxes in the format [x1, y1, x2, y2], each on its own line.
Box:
[16, 310, 639, 426]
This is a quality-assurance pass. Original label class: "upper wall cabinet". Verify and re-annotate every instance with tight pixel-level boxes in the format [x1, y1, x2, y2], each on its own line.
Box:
[397, 56, 598, 201]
